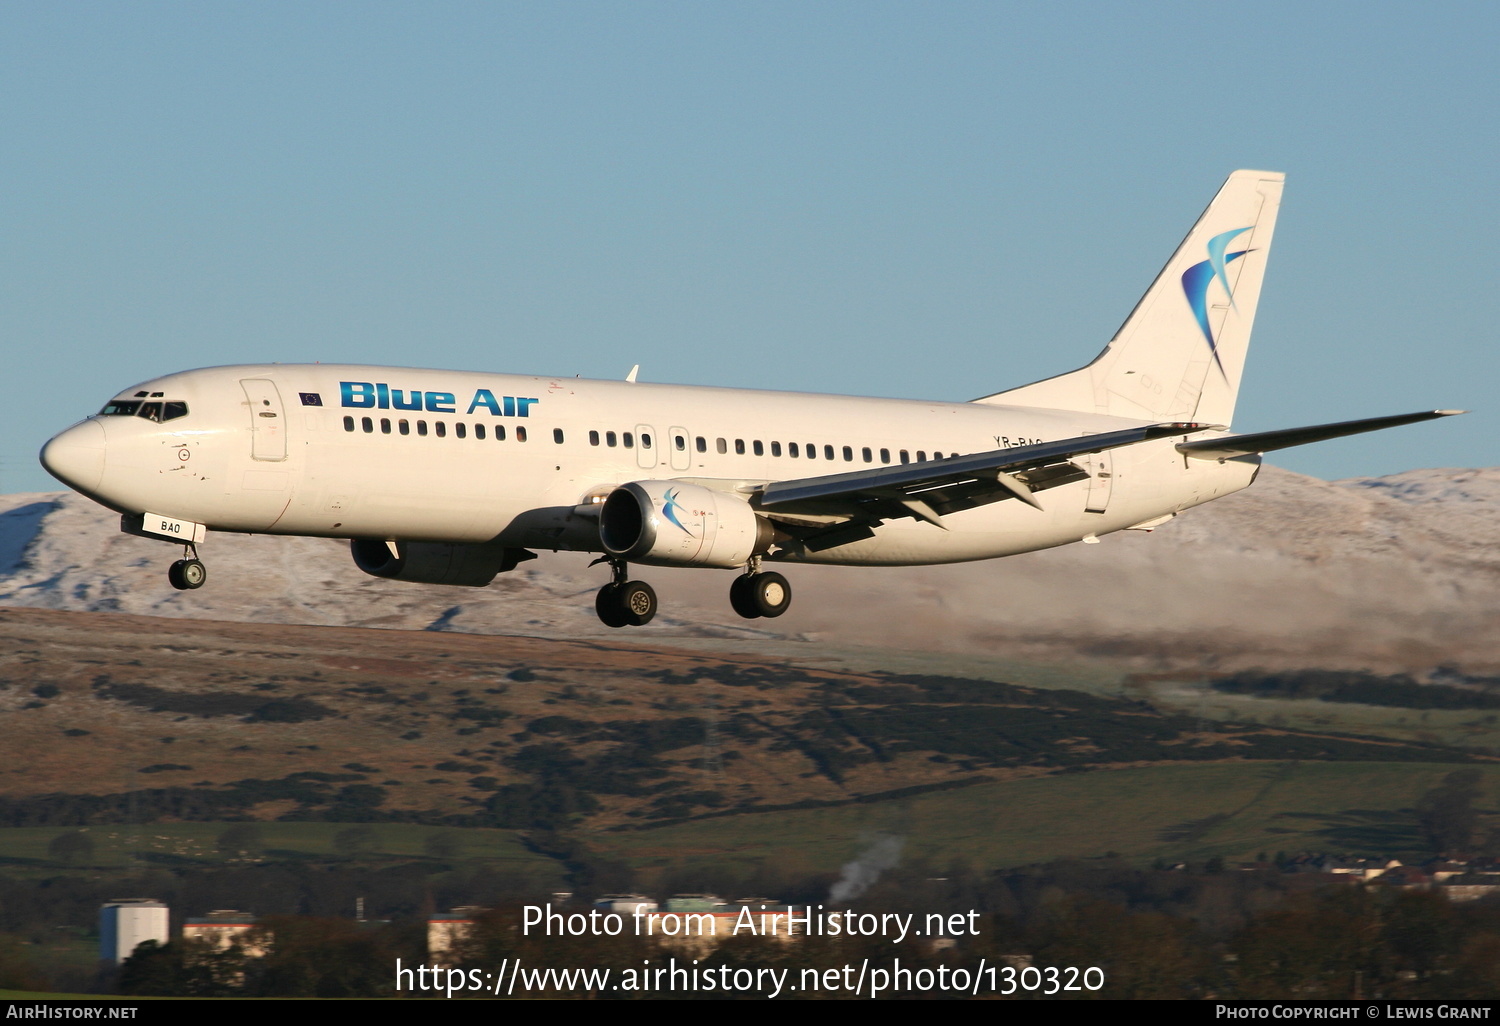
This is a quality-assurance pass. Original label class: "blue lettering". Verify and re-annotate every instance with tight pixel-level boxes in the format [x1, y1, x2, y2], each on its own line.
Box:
[391, 388, 423, 411]
[468, 389, 503, 415]
[516, 397, 539, 417]
[425, 391, 456, 413]
[502, 396, 516, 417]
[375, 383, 390, 409]
[340, 382, 376, 408]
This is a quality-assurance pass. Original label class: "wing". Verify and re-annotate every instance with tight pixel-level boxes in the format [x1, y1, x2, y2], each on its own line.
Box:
[752, 421, 1206, 551]
[1175, 410, 1464, 460]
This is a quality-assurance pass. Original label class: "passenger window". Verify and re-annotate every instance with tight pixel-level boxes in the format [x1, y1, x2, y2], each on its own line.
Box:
[807, 444, 817, 460]
[899, 450, 909, 464]
[824, 445, 835, 460]
[771, 441, 782, 457]
[590, 430, 600, 446]
[789, 442, 799, 458]
[417, 420, 429, 436]
[861, 447, 872, 463]
[362, 417, 374, 433]
[381, 418, 392, 434]
[753, 440, 763, 456]
[455, 423, 466, 439]
[695, 436, 707, 453]
[674, 435, 686, 451]
[516, 426, 528, 442]
[916, 450, 926, 462]
[554, 428, 565, 444]
[623, 432, 634, 448]
[735, 439, 745, 455]
[475, 424, 486, 440]
[495, 425, 507, 441]
[934, 451, 942, 459]
[399, 420, 410, 435]
[343, 416, 355, 432]
[716, 438, 727, 454]
[842, 446, 853, 462]
[163, 402, 188, 421]
[641, 433, 651, 449]
[436, 422, 447, 438]
[606, 431, 617, 447]
[880, 448, 890, 463]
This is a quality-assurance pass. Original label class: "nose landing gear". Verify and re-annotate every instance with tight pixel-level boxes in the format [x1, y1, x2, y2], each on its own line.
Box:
[167, 544, 207, 591]
[594, 559, 658, 627]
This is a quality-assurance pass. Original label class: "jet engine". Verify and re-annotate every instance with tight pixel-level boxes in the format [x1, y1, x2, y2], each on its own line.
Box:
[598, 481, 772, 568]
[350, 538, 533, 587]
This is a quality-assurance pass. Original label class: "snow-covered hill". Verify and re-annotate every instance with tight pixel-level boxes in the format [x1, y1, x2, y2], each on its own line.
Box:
[3, 465, 1498, 672]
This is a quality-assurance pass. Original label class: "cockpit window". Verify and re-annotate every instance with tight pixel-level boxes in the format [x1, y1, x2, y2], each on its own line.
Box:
[97, 400, 188, 421]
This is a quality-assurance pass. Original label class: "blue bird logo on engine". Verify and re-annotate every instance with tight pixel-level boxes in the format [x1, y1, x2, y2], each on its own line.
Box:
[661, 488, 693, 534]
[1180, 225, 1252, 375]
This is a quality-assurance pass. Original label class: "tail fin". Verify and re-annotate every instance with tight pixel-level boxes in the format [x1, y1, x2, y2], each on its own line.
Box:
[976, 170, 1284, 427]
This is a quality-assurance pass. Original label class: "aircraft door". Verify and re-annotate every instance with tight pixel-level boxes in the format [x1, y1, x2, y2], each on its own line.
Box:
[240, 379, 287, 462]
[635, 424, 658, 470]
[668, 426, 691, 471]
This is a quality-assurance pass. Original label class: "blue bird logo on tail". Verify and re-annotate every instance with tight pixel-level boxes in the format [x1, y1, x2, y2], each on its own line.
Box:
[1181, 226, 1252, 375]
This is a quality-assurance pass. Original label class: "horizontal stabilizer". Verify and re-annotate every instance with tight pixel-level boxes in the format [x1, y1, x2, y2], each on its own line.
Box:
[1175, 410, 1465, 460]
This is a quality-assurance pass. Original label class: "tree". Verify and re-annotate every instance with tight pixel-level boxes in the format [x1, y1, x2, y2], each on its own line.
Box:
[47, 831, 94, 865]
[424, 832, 460, 859]
[1417, 769, 1484, 853]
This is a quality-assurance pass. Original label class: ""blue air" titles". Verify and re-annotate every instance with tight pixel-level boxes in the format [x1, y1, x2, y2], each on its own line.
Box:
[340, 382, 540, 417]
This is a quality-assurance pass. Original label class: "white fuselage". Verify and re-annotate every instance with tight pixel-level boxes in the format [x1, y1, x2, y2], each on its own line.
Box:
[43, 363, 1258, 568]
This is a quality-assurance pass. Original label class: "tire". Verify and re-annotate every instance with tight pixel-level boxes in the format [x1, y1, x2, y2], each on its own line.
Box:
[619, 580, 657, 626]
[180, 559, 207, 589]
[752, 572, 791, 617]
[729, 574, 762, 619]
[168, 560, 189, 591]
[595, 584, 630, 628]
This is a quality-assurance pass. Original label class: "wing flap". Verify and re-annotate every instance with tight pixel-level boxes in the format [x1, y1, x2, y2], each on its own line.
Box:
[757, 422, 1203, 524]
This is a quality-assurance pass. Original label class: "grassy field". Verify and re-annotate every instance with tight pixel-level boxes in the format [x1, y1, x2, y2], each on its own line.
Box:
[0, 821, 562, 879]
[592, 761, 1500, 882]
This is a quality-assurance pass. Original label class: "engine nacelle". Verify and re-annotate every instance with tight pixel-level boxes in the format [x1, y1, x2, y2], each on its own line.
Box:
[599, 481, 772, 569]
[350, 538, 533, 587]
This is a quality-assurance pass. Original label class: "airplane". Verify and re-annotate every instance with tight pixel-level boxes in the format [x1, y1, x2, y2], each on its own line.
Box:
[38, 170, 1461, 628]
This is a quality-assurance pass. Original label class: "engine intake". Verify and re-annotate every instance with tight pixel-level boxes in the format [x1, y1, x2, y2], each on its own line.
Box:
[350, 538, 534, 586]
[599, 481, 772, 568]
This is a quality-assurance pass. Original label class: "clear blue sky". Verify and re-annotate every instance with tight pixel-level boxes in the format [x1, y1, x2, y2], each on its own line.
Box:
[3, 1, 1495, 492]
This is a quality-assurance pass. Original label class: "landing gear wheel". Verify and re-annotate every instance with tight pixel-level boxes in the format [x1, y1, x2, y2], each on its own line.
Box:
[729, 574, 762, 619]
[618, 581, 657, 626]
[168, 559, 207, 591]
[595, 584, 631, 628]
[730, 572, 791, 619]
[595, 580, 657, 627]
[749, 571, 791, 617]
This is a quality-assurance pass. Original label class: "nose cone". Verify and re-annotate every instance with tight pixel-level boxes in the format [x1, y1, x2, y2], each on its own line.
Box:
[40, 420, 107, 493]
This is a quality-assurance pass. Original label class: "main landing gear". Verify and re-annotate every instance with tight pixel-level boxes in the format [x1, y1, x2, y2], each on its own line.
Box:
[591, 558, 793, 627]
[167, 544, 207, 591]
[595, 560, 658, 628]
[730, 561, 791, 620]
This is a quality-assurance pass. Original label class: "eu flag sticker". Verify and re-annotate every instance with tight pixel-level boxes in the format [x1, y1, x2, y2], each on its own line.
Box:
[299, 393, 323, 406]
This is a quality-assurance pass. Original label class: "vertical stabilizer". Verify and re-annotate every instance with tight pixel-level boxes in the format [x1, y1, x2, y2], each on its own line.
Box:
[976, 170, 1284, 427]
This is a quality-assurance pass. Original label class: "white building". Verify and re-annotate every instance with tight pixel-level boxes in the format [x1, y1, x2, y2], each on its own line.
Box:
[100, 899, 169, 965]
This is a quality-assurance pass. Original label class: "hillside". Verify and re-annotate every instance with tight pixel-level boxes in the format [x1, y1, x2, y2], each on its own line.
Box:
[3, 465, 1499, 675]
